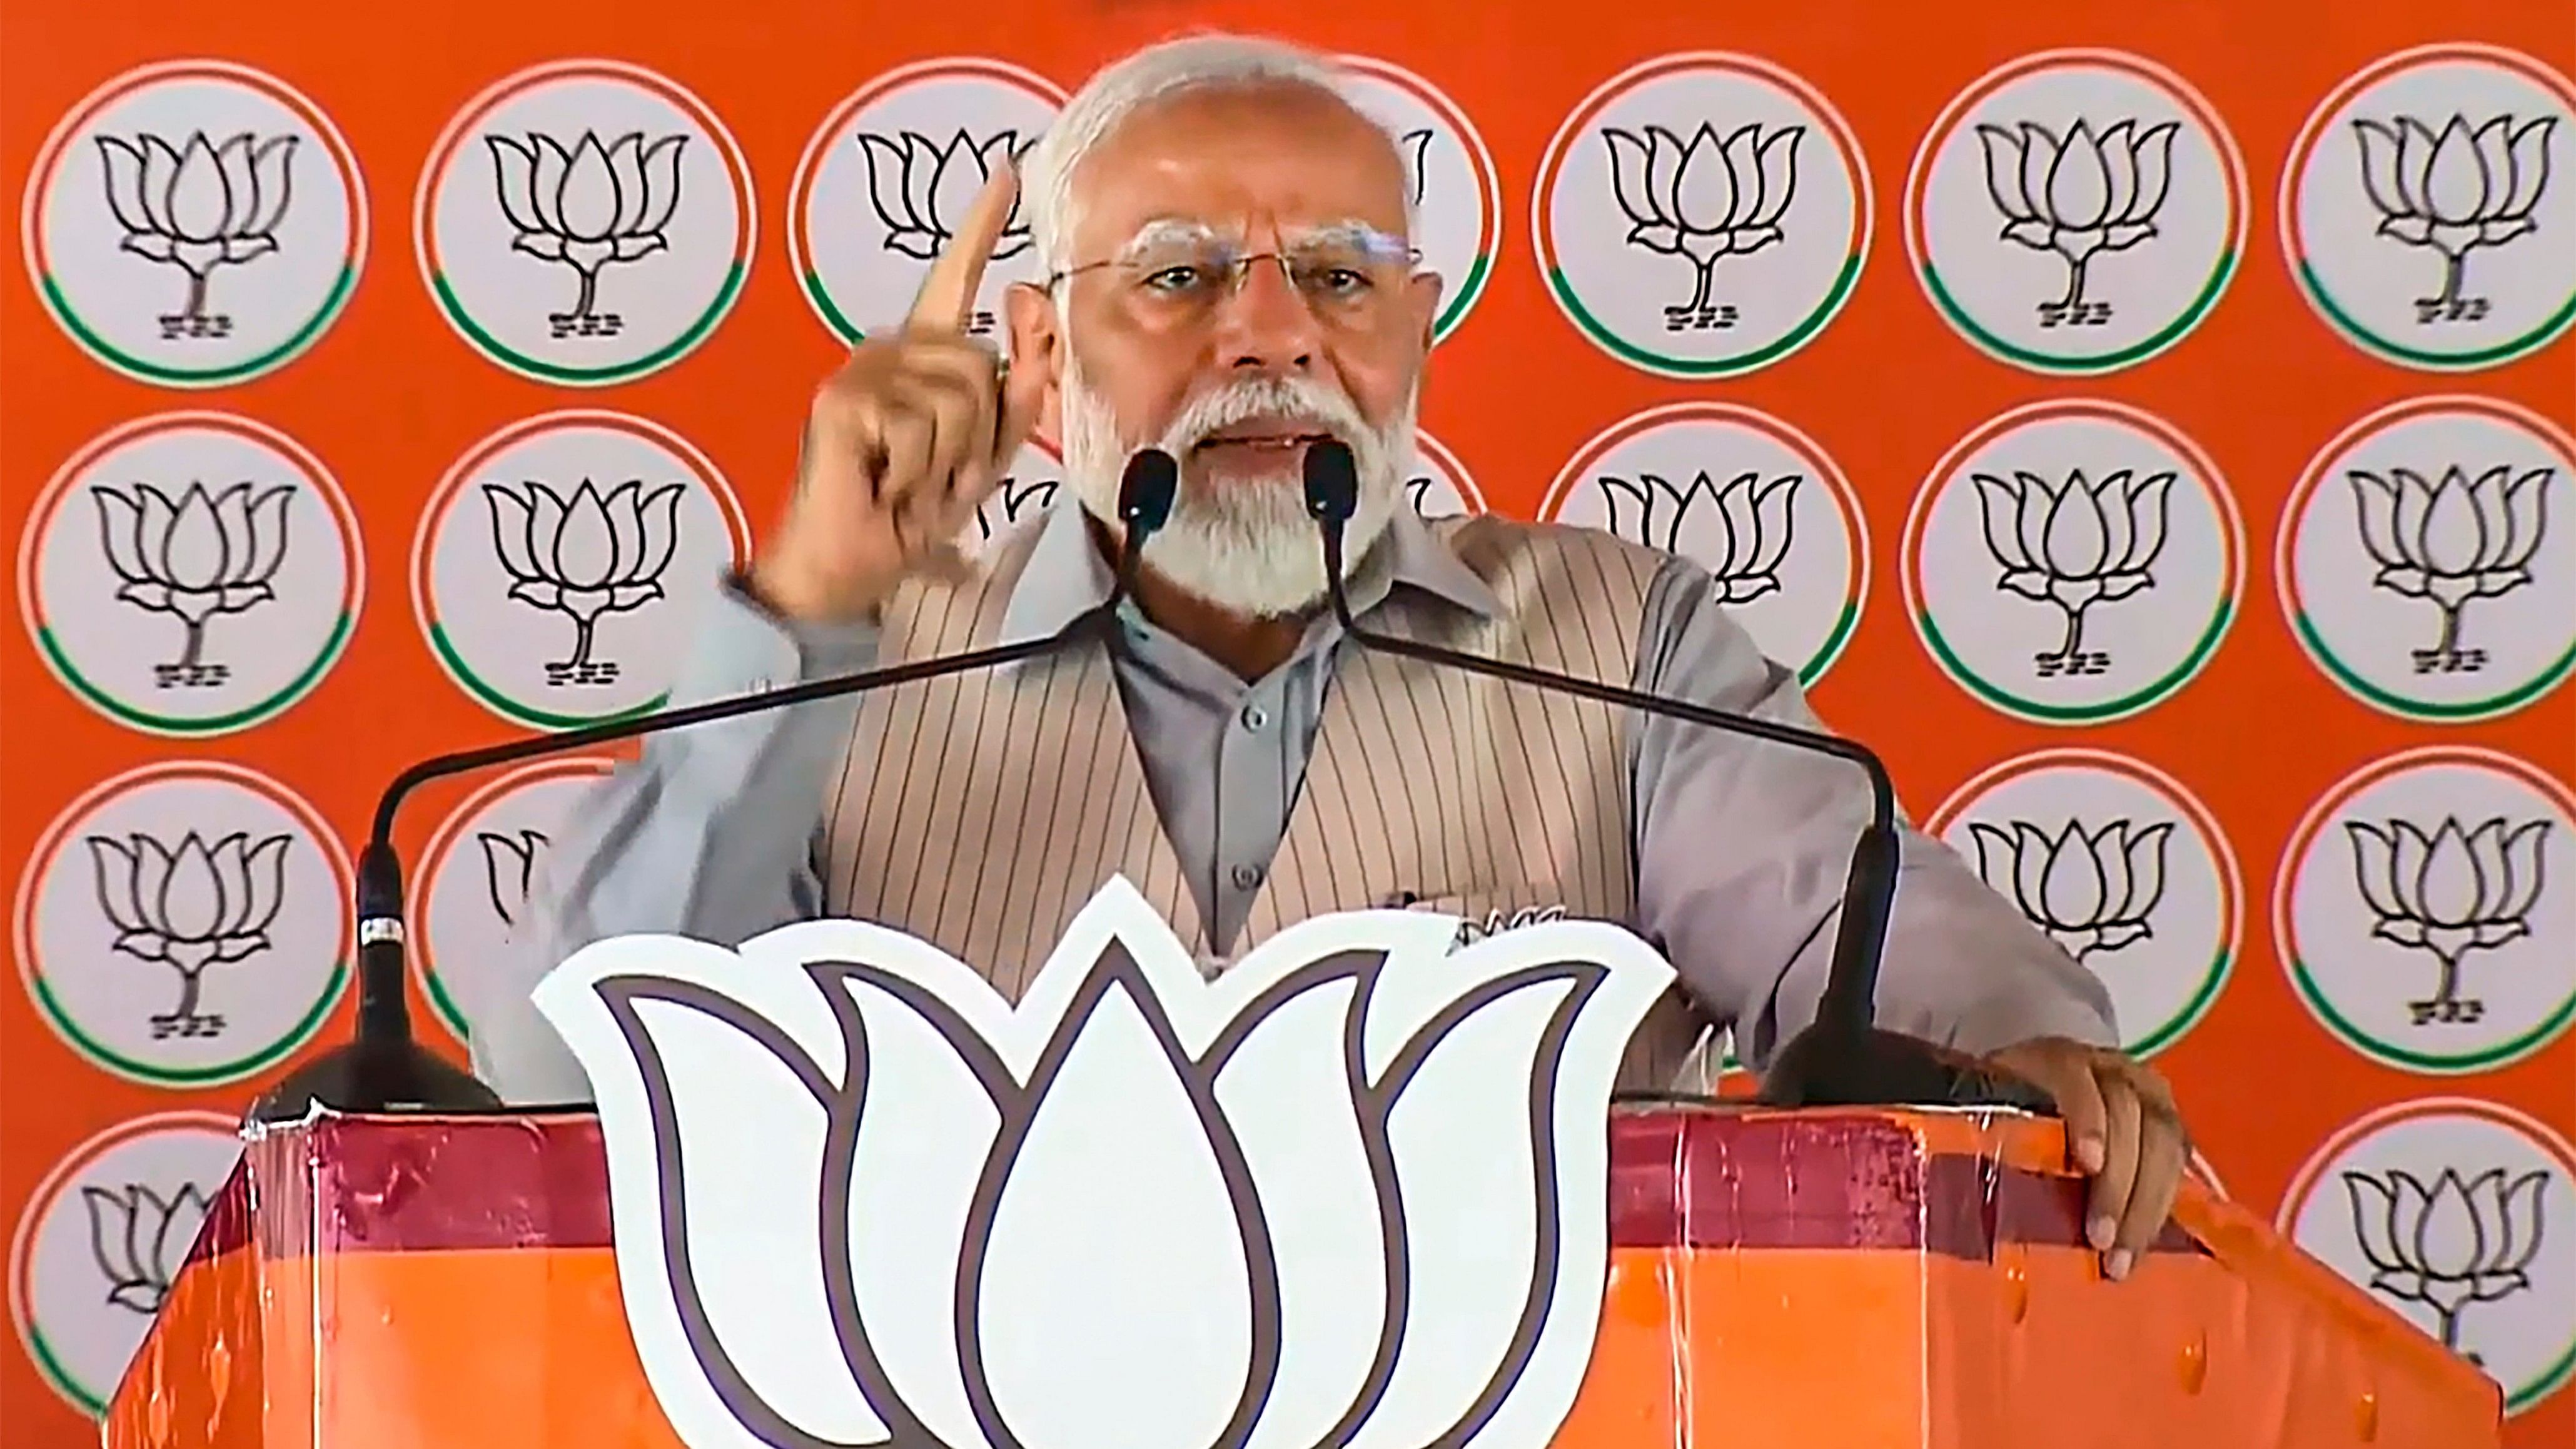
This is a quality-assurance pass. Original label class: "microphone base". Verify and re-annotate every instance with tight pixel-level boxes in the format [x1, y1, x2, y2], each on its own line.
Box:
[1756, 1024, 2057, 1113]
[246, 1038, 502, 1126]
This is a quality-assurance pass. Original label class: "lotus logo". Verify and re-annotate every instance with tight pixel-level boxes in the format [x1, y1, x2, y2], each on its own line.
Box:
[94, 130, 299, 340]
[486, 131, 689, 340]
[90, 480, 295, 689]
[81, 1181, 213, 1315]
[1976, 118, 2179, 328]
[971, 477, 1059, 545]
[2343, 1165, 2548, 1360]
[1598, 471, 1798, 603]
[1395, 128, 1434, 206]
[1966, 818, 2172, 962]
[532, 879, 1671, 1449]
[1602, 122, 1803, 331]
[478, 827, 548, 930]
[2349, 463, 2550, 676]
[84, 830, 288, 1040]
[2353, 114, 2557, 325]
[1971, 467, 2174, 677]
[482, 477, 685, 686]
[2345, 816, 2550, 1026]
[859, 128, 1031, 335]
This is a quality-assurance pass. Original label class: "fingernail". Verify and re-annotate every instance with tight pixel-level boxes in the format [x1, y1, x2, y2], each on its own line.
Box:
[2106, 1248, 2134, 1280]
[2088, 1214, 2116, 1251]
[2078, 1136, 2106, 1173]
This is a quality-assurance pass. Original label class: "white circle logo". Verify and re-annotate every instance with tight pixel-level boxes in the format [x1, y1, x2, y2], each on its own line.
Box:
[1905, 48, 2246, 373]
[416, 60, 754, 384]
[18, 412, 362, 737]
[1533, 53, 1870, 377]
[1407, 430, 1487, 520]
[410, 757, 612, 1044]
[413, 410, 749, 730]
[1926, 748, 2241, 1057]
[962, 437, 1069, 557]
[1541, 401, 1867, 684]
[2275, 745, 2575, 1073]
[19, 60, 365, 386]
[2282, 1099, 2576, 1413]
[15, 763, 351, 1086]
[2279, 395, 2575, 722]
[1902, 400, 2243, 723]
[788, 58, 1064, 345]
[1337, 55, 1503, 343]
[2284, 44, 2576, 370]
[10, 1112, 242, 1416]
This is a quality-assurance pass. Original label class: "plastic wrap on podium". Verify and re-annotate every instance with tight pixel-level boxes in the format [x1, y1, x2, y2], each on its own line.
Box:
[104, 1103, 2501, 1448]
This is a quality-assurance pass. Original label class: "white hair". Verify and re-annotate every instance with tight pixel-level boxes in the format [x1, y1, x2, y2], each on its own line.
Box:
[1021, 32, 1408, 276]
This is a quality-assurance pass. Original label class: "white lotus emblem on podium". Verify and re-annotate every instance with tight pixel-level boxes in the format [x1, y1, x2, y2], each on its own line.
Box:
[533, 876, 1674, 1449]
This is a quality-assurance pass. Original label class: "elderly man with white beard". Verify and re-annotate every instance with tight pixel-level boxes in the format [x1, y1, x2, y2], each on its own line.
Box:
[473, 32, 2195, 1280]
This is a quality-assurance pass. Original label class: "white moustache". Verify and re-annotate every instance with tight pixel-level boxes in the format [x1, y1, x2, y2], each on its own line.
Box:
[1158, 376, 1377, 464]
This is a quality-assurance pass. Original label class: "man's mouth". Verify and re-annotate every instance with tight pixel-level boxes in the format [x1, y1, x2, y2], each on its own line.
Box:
[1192, 417, 1338, 455]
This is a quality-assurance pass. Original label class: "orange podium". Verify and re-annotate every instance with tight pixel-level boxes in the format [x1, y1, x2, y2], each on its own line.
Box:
[104, 1103, 2498, 1449]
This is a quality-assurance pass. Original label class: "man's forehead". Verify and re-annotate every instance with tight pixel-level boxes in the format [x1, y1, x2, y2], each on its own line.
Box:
[1067, 83, 1412, 238]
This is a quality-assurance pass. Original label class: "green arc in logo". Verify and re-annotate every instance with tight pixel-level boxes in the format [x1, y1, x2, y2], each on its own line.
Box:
[2295, 261, 2576, 370]
[33, 612, 353, 737]
[27, 1321, 109, 1416]
[423, 960, 473, 1046]
[2286, 952, 2576, 1075]
[2127, 947, 2232, 1059]
[1922, 250, 2238, 374]
[1432, 250, 1493, 343]
[2290, 610, 2576, 722]
[28, 960, 348, 1087]
[1797, 596, 1861, 688]
[431, 263, 746, 384]
[428, 622, 667, 730]
[1547, 251, 1862, 378]
[1917, 598, 2235, 723]
[40, 267, 358, 387]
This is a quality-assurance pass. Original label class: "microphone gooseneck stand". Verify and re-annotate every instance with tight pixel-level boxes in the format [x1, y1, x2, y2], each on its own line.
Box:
[248, 449, 1183, 1124]
[1298, 440, 2050, 1112]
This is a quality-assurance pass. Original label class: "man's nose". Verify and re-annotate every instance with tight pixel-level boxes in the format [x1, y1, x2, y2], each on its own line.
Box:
[1211, 256, 1321, 375]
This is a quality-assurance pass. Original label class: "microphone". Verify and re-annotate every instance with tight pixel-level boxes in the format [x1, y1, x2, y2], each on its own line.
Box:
[1299, 439, 2049, 1112]
[248, 448, 1183, 1124]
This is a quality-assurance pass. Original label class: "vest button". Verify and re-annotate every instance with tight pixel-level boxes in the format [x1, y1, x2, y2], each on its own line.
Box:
[1230, 863, 1265, 891]
[1239, 702, 1270, 731]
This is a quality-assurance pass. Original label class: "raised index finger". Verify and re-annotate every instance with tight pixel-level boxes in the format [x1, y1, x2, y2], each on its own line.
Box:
[906, 163, 1021, 331]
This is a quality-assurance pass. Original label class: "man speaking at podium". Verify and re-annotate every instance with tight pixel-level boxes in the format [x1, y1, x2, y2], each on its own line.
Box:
[473, 33, 2192, 1280]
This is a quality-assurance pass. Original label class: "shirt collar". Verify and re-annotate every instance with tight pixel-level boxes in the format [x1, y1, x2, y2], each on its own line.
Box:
[994, 498, 1502, 650]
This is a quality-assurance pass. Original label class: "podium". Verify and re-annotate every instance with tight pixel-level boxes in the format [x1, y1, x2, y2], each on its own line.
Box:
[104, 1103, 2498, 1448]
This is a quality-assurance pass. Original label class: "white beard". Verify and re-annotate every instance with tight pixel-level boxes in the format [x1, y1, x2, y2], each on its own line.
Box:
[1060, 361, 1413, 618]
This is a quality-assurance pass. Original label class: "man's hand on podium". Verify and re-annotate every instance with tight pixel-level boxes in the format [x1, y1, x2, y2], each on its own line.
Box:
[1985, 1036, 2190, 1284]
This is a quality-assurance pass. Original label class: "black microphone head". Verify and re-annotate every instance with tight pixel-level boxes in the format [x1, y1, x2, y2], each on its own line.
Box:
[1118, 448, 1178, 538]
[1302, 438, 1359, 525]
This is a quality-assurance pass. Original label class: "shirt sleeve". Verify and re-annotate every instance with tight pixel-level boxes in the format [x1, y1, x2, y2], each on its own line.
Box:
[466, 572, 881, 1103]
[1625, 557, 2118, 1073]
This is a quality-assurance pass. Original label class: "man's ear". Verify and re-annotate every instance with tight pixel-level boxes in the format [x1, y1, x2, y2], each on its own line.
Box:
[1407, 270, 1445, 351]
[1004, 280, 1064, 446]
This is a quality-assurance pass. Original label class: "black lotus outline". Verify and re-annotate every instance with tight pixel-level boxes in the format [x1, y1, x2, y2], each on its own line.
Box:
[591, 941, 1605, 1449]
[476, 827, 548, 929]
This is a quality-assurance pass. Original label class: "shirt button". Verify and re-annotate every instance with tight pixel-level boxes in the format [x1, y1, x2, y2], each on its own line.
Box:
[1230, 863, 1265, 891]
[1240, 702, 1271, 731]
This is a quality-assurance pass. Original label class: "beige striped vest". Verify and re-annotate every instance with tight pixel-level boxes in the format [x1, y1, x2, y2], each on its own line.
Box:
[819, 513, 1714, 1090]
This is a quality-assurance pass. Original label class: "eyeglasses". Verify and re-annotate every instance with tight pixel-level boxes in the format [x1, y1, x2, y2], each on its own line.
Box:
[1046, 231, 1424, 328]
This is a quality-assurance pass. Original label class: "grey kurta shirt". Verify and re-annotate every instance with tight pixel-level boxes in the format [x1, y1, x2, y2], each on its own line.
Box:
[470, 502, 2116, 1104]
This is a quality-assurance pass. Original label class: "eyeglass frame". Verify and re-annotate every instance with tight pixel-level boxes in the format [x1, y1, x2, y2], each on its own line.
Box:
[1037, 219, 1427, 305]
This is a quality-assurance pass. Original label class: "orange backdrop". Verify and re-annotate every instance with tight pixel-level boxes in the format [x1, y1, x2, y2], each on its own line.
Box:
[4, 3, 2572, 1446]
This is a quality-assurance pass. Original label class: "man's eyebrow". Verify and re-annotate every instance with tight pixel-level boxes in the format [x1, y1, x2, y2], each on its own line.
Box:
[1113, 218, 1222, 261]
[1109, 216, 1414, 261]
